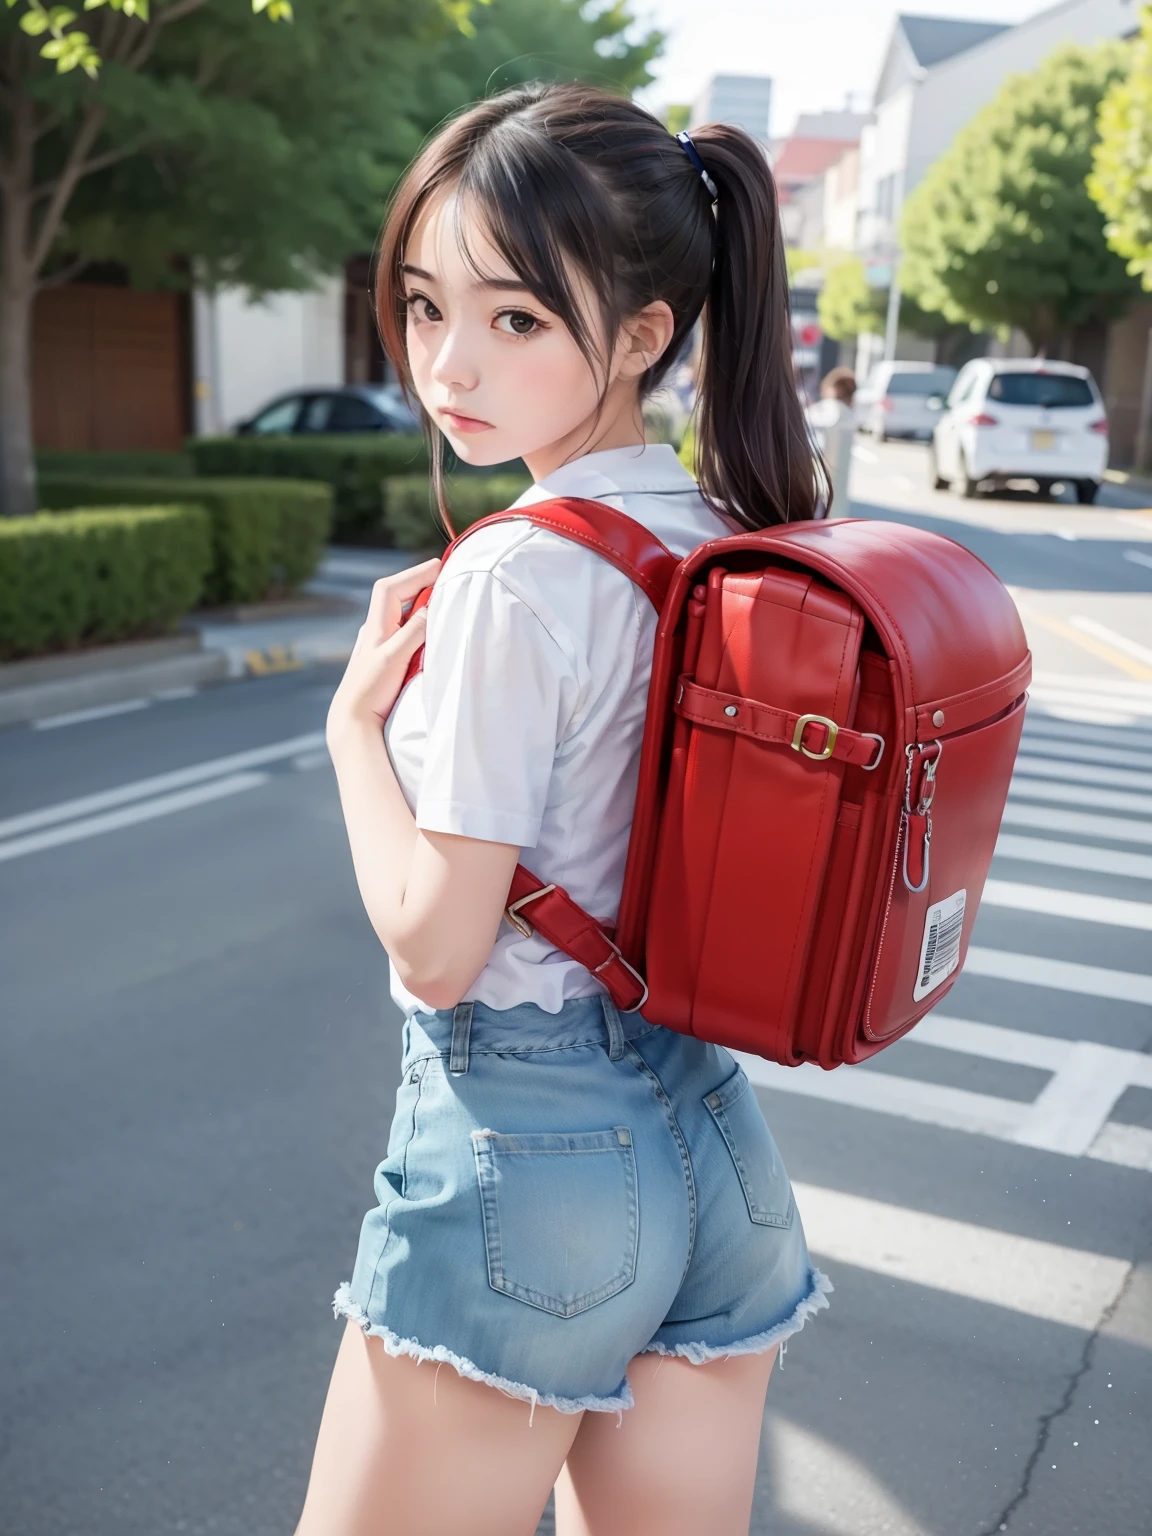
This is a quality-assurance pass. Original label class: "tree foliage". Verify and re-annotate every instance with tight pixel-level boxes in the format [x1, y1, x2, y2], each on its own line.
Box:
[817, 256, 885, 340]
[1088, 3, 1152, 291]
[901, 42, 1139, 350]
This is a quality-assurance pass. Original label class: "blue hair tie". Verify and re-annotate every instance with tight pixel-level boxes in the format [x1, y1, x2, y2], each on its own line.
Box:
[675, 130, 718, 203]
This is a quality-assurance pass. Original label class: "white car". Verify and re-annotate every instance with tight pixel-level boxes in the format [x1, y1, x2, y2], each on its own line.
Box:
[856, 362, 958, 441]
[929, 359, 1108, 503]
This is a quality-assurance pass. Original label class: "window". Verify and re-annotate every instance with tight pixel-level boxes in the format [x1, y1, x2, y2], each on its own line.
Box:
[947, 369, 981, 408]
[249, 397, 301, 434]
[886, 368, 957, 397]
[327, 394, 386, 431]
[987, 373, 1095, 409]
[299, 395, 334, 432]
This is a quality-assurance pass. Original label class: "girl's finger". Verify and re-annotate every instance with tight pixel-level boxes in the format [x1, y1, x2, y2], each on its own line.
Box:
[364, 559, 442, 641]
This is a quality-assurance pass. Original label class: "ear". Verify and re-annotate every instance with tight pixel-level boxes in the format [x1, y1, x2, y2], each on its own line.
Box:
[616, 301, 676, 380]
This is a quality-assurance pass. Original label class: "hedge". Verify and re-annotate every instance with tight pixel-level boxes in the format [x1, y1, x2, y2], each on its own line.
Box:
[36, 449, 194, 479]
[37, 476, 332, 607]
[385, 474, 534, 550]
[0, 506, 211, 660]
[189, 434, 429, 544]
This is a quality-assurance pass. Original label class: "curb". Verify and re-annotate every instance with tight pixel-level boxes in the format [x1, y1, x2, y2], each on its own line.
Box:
[0, 643, 230, 729]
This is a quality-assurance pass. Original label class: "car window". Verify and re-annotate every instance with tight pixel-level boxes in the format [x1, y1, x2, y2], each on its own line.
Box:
[249, 397, 301, 434]
[947, 369, 981, 407]
[299, 396, 334, 432]
[988, 373, 1094, 408]
[327, 394, 386, 431]
[886, 369, 957, 397]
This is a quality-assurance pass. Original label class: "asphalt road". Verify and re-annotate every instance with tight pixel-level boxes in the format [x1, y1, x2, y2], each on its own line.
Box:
[2, 440, 1151, 1536]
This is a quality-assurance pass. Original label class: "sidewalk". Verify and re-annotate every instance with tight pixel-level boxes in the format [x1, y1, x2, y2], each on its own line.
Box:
[0, 546, 422, 729]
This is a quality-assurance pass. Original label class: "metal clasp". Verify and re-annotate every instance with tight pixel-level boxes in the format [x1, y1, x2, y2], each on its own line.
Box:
[594, 942, 650, 1013]
[504, 884, 556, 938]
[792, 713, 840, 761]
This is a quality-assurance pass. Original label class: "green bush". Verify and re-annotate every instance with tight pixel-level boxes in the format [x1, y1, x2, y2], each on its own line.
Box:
[385, 474, 533, 550]
[36, 449, 194, 478]
[37, 476, 332, 606]
[189, 434, 429, 544]
[0, 506, 211, 660]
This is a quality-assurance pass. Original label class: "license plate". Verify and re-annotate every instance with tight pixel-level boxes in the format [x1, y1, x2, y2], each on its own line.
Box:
[1031, 430, 1056, 451]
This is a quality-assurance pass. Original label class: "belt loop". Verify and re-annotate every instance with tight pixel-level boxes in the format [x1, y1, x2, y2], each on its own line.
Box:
[449, 1001, 473, 1076]
[601, 995, 626, 1062]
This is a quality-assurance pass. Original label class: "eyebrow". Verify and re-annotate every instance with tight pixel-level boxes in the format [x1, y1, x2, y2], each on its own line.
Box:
[401, 262, 534, 295]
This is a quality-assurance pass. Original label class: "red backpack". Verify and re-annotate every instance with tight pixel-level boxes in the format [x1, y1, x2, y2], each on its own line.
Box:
[405, 497, 1031, 1069]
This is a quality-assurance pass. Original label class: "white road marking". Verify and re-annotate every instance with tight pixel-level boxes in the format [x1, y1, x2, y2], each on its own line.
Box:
[1009, 775, 1152, 816]
[964, 945, 1152, 1005]
[1015, 736, 1152, 771]
[983, 878, 1152, 931]
[1000, 800, 1152, 845]
[0, 731, 325, 841]
[1012, 1041, 1139, 1156]
[0, 773, 268, 863]
[995, 831, 1152, 880]
[33, 698, 150, 730]
[1071, 616, 1152, 669]
[793, 1182, 1130, 1331]
[1024, 715, 1152, 751]
[153, 686, 197, 702]
[1014, 753, 1152, 792]
[291, 750, 331, 772]
[1032, 671, 1152, 698]
[1088, 1123, 1152, 1173]
[1123, 548, 1152, 570]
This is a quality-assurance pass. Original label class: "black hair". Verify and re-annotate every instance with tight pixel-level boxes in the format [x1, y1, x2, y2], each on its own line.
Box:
[376, 82, 827, 529]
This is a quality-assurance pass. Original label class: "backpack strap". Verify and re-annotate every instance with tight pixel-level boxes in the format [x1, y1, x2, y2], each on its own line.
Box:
[396, 496, 675, 1013]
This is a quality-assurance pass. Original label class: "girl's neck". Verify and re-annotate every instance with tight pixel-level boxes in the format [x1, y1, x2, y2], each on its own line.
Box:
[522, 386, 646, 483]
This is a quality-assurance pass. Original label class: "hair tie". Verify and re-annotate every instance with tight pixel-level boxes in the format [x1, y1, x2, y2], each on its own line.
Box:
[675, 130, 718, 203]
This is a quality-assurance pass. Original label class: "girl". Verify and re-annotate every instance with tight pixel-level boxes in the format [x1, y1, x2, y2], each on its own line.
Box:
[298, 83, 831, 1536]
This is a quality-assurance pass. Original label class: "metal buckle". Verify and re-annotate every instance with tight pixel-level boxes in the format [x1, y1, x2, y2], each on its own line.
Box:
[594, 943, 650, 1013]
[791, 713, 839, 761]
[861, 733, 886, 771]
[901, 810, 932, 893]
[504, 884, 556, 938]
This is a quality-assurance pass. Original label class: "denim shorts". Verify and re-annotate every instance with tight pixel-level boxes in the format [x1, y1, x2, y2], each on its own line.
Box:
[334, 995, 830, 1415]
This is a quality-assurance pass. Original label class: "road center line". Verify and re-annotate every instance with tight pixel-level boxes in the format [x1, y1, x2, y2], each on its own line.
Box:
[0, 773, 270, 864]
[0, 731, 325, 841]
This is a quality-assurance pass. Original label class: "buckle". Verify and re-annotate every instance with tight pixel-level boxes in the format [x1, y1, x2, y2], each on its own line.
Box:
[861, 733, 886, 771]
[504, 884, 556, 938]
[594, 943, 650, 1013]
[791, 713, 839, 760]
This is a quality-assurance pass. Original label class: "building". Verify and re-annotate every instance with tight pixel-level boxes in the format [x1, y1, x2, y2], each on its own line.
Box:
[772, 110, 871, 247]
[690, 74, 773, 145]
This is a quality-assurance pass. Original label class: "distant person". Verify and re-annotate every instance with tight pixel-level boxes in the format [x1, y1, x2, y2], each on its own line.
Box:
[807, 366, 857, 516]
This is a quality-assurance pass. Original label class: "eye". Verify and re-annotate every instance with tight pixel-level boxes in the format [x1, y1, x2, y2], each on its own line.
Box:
[495, 310, 541, 337]
[406, 293, 442, 323]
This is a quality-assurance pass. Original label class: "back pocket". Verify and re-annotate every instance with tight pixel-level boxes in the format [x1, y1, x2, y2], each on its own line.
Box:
[704, 1068, 795, 1228]
[472, 1128, 639, 1318]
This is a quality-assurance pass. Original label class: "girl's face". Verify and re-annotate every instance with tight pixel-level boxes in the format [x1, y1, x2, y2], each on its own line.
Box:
[401, 192, 673, 479]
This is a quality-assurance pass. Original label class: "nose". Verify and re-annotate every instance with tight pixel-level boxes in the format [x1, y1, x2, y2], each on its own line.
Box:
[429, 321, 479, 394]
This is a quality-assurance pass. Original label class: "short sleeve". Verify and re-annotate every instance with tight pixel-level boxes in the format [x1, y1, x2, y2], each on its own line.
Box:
[414, 569, 570, 848]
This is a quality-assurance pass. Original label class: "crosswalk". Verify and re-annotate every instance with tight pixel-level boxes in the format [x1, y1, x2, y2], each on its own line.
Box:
[743, 676, 1152, 1177]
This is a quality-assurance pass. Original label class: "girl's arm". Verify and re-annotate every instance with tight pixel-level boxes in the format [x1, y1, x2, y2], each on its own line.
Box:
[326, 562, 519, 1010]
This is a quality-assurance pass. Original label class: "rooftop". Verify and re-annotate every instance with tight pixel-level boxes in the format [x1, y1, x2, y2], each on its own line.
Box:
[897, 12, 1012, 70]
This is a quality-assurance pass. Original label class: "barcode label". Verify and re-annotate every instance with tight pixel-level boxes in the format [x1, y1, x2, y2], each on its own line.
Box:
[912, 889, 966, 1002]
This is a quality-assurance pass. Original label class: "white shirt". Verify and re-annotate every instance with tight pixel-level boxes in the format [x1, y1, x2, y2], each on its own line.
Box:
[385, 442, 728, 1015]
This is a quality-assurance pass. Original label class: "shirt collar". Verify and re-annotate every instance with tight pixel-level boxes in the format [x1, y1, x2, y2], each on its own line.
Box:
[514, 443, 698, 504]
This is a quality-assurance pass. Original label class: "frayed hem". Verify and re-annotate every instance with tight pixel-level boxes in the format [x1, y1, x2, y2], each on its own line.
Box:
[640, 1267, 833, 1366]
[332, 1283, 634, 1418]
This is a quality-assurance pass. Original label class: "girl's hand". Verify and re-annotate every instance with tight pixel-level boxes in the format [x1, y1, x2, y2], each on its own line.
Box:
[327, 558, 442, 740]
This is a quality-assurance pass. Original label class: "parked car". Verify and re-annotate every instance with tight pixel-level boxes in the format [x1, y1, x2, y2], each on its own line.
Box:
[235, 384, 419, 436]
[929, 359, 1108, 503]
[855, 362, 958, 441]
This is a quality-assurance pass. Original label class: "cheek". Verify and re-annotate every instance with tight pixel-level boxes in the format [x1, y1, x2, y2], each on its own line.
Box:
[504, 337, 600, 431]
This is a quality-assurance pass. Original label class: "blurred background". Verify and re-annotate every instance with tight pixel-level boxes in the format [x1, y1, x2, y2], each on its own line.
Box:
[2, 2, 1152, 1534]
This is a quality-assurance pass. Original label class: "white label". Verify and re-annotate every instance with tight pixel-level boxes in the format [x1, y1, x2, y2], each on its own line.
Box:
[913, 888, 966, 1002]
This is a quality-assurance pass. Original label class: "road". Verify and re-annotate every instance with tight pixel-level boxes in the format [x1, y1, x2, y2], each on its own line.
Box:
[1, 439, 1150, 1536]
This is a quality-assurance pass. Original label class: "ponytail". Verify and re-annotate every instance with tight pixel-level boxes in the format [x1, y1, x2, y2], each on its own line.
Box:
[690, 124, 827, 526]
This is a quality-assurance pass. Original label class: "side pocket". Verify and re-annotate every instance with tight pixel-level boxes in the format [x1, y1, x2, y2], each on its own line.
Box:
[705, 1068, 795, 1229]
[472, 1128, 639, 1318]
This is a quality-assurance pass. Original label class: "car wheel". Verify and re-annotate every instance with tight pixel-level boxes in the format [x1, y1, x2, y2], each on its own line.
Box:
[959, 452, 980, 499]
[1076, 479, 1100, 505]
[928, 445, 948, 490]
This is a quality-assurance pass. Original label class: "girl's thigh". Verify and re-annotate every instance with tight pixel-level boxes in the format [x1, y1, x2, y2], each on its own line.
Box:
[554, 1347, 777, 1536]
[295, 1321, 582, 1536]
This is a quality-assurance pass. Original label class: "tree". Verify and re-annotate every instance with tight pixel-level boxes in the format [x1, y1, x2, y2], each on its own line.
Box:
[817, 256, 885, 341]
[0, 0, 474, 517]
[900, 42, 1140, 354]
[1088, 4, 1152, 291]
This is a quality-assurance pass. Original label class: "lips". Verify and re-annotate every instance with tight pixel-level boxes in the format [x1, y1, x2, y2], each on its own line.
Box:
[441, 408, 494, 433]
